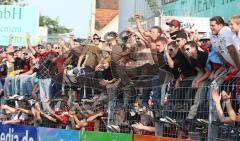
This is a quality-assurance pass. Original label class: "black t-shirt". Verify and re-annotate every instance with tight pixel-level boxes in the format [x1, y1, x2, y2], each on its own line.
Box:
[190, 51, 208, 71]
[14, 57, 25, 70]
[173, 50, 197, 77]
[0, 61, 7, 77]
[37, 52, 58, 79]
[156, 52, 166, 67]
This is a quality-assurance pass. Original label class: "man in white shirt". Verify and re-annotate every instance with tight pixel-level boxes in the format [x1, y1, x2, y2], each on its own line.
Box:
[229, 15, 240, 52]
[210, 16, 240, 70]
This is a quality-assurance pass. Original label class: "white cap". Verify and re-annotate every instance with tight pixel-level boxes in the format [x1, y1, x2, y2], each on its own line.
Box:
[200, 32, 210, 40]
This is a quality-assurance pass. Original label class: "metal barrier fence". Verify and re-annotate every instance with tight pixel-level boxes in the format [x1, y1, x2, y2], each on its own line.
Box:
[1, 66, 240, 140]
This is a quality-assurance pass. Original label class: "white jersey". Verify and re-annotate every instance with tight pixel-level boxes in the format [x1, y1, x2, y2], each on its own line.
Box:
[233, 31, 240, 53]
[210, 26, 238, 66]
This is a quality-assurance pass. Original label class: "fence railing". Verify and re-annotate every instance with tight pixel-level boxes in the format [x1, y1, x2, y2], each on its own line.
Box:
[1, 69, 240, 141]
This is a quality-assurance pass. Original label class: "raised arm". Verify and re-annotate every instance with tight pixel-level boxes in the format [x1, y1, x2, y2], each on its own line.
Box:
[134, 14, 154, 43]
[73, 115, 88, 128]
[221, 91, 240, 122]
[131, 122, 155, 132]
[134, 14, 145, 37]
[17, 108, 32, 115]
[59, 39, 69, 53]
[26, 33, 36, 55]
[40, 111, 57, 122]
[211, 89, 233, 124]
[42, 97, 62, 121]
[87, 112, 104, 122]
[69, 33, 75, 49]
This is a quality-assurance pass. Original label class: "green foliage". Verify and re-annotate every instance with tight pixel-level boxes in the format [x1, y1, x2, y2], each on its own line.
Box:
[0, 0, 19, 5]
[39, 15, 71, 35]
[128, 16, 145, 24]
[145, 0, 160, 15]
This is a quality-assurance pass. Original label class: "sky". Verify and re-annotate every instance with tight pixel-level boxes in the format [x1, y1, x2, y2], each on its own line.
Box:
[24, 0, 92, 38]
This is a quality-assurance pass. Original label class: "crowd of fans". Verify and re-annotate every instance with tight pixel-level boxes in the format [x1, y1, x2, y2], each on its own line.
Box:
[0, 14, 239, 139]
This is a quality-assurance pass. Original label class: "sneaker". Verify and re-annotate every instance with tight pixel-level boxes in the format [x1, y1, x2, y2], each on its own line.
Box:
[77, 67, 86, 76]
[110, 125, 120, 132]
[28, 99, 36, 106]
[107, 125, 114, 132]
[9, 94, 20, 100]
[159, 117, 172, 124]
[66, 69, 75, 76]
[17, 96, 24, 100]
[130, 111, 136, 117]
[197, 119, 208, 125]
[15, 101, 19, 108]
[165, 116, 177, 123]
[73, 67, 79, 75]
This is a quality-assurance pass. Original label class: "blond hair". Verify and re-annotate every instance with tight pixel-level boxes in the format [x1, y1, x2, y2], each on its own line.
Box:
[231, 15, 240, 24]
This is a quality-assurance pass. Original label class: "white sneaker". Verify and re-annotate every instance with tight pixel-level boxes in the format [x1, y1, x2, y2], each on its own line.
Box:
[28, 99, 36, 106]
[165, 116, 177, 123]
[67, 69, 75, 76]
[159, 118, 171, 124]
[15, 101, 19, 108]
[110, 125, 120, 132]
[107, 125, 114, 132]
[9, 94, 19, 100]
[130, 111, 136, 117]
[197, 119, 208, 125]
[17, 96, 24, 100]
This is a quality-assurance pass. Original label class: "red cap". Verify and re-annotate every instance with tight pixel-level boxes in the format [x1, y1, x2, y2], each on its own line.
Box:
[167, 20, 181, 27]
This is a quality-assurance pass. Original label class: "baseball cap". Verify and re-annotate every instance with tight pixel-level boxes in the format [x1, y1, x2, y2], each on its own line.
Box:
[200, 32, 210, 41]
[93, 33, 100, 38]
[167, 19, 181, 27]
[107, 31, 118, 38]
[175, 32, 188, 40]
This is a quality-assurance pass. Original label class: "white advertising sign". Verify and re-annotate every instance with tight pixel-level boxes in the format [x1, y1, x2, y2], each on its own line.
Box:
[161, 16, 211, 32]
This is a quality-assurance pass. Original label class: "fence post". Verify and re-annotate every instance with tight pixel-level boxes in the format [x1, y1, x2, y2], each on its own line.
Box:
[208, 71, 226, 141]
[106, 86, 115, 128]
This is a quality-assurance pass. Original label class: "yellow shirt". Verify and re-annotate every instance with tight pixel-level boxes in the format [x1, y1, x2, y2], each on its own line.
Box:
[7, 61, 14, 77]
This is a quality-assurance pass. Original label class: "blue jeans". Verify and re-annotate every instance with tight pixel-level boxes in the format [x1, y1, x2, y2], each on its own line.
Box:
[4, 76, 16, 96]
[39, 78, 52, 111]
[19, 75, 33, 96]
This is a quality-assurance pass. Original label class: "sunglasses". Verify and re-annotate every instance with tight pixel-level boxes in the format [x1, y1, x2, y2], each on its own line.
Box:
[176, 40, 181, 43]
[185, 48, 190, 51]
[93, 38, 100, 40]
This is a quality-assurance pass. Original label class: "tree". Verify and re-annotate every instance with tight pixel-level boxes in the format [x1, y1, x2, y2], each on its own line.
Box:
[39, 15, 72, 35]
[0, 0, 19, 5]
